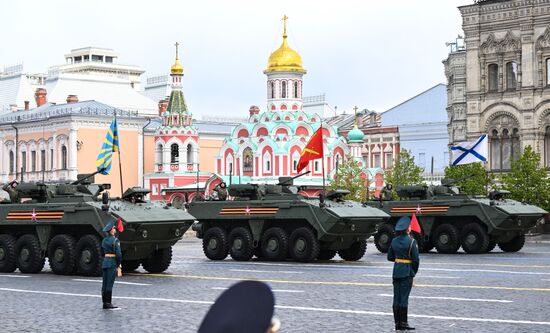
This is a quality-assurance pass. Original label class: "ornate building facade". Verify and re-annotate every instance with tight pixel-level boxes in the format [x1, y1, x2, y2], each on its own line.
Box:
[447, 0, 550, 170]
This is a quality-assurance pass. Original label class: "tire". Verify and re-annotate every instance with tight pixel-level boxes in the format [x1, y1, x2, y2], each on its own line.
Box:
[317, 249, 337, 260]
[418, 238, 434, 253]
[15, 234, 45, 274]
[261, 227, 289, 261]
[374, 223, 395, 253]
[75, 235, 102, 276]
[338, 240, 367, 261]
[121, 260, 141, 272]
[460, 223, 490, 254]
[0, 234, 17, 273]
[487, 241, 497, 253]
[202, 227, 229, 260]
[143, 247, 172, 273]
[228, 227, 254, 261]
[289, 227, 320, 262]
[47, 234, 77, 275]
[498, 234, 526, 253]
[433, 224, 460, 254]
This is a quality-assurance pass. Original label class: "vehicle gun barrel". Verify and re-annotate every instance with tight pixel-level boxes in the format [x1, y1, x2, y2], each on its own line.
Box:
[276, 171, 311, 186]
[71, 168, 106, 185]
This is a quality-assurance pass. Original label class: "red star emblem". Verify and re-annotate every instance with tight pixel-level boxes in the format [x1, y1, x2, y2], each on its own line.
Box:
[416, 205, 422, 214]
[244, 206, 251, 215]
[31, 209, 37, 222]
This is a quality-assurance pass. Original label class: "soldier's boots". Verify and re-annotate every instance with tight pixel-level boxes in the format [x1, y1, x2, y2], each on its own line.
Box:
[399, 307, 415, 330]
[393, 306, 402, 330]
[102, 291, 118, 310]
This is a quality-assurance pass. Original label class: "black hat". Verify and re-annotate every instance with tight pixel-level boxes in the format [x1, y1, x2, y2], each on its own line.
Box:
[198, 280, 275, 333]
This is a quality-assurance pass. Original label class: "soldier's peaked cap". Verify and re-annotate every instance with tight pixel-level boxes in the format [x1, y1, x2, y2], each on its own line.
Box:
[102, 221, 115, 232]
[395, 216, 411, 231]
[198, 280, 275, 333]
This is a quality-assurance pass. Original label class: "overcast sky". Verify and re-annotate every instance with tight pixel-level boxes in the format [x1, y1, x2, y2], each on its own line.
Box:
[1, 0, 473, 117]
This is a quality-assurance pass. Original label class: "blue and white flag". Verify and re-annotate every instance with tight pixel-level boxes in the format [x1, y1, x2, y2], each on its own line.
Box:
[450, 134, 488, 166]
[96, 118, 120, 175]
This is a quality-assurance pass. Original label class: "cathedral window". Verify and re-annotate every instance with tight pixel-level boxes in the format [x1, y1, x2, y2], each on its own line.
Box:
[171, 143, 179, 163]
[314, 160, 320, 173]
[294, 81, 298, 98]
[270, 81, 275, 99]
[362, 154, 369, 168]
[545, 126, 550, 168]
[187, 144, 193, 164]
[281, 81, 287, 98]
[506, 62, 517, 90]
[9, 150, 14, 174]
[335, 154, 341, 171]
[490, 128, 520, 171]
[243, 147, 253, 172]
[61, 145, 67, 170]
[292, 151, 300, 172]
[385, 153, 394, 169]
[157, 144, 164, 164]
[373, 153, 381, 168]
[40, 150, 46, 171]
[31, 150, 36, 172]
[488, 64, 498, 92]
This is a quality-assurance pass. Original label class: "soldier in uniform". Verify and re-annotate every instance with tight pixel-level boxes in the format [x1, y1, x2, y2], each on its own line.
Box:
[387, 216, 419, 331]
[2, 180, 20, 203]
[381, 183, 394, 201]
[101, 219, 122, 309]
[213, 182, 228, 201]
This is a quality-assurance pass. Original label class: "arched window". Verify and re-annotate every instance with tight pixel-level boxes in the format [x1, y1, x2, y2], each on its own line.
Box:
[545, 126, 550, 167]
[170, 143, 179, 163]
[187, 144, 193, 164]
[488, 64, 498, 92]
[547, 59, 550, 86]
[281, 81, 287, 98]
[9, 151, 14, 174]
[157, 144, 163, 164]
[506, 62, 517, 90]
[263, 151, 271, 173]
[270, 81, 275, 99]
[243, 147, 253, 172]
[61, 145, 67, 169]
[293, 81, 298, 98]
[490, 127, 520, 171]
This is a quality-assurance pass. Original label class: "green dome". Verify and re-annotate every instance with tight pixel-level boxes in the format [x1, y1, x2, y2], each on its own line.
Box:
[347, 126, 364, 142]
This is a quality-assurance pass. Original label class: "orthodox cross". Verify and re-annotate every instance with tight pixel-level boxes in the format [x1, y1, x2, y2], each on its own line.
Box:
[282, 15, 288, 37]
[174, 42, 180, 59]
[353, 106, 359, 126]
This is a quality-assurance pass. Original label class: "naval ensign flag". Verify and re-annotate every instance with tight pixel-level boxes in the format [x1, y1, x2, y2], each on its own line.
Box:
[450, 134, 488, 166]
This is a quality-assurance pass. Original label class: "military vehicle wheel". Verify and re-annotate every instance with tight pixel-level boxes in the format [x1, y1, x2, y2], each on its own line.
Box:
[75, 235, 102, 276]
[47, 234, 77, 275]
[228, 227, 254, 261]
[433, 224, 460, 254]
[15, 234, 45, 274]
[487, 241, 497, 252]
[121, 260, 141, 272]
[374, 223, 395, 253]
[289, 227, 320, 262]
[418, 239, 434, 253]
[261, 227, 289, 261]
[460, 223, 490, 254]
[0, 234, 17, 273]
[498, 234, 525, 253]
[338, 240, 367, 261]
[143, 247, 172, 273]
[317, 249, 337, 260]
[202, 227, 229, 260]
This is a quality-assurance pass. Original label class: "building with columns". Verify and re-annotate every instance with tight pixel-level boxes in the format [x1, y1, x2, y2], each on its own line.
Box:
[446, 0, 550, 171]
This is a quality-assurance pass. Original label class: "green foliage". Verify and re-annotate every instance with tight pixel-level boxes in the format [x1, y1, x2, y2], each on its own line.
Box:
[501, 146, 550, 211]
[444, 163, 494, 195]
[328, 156, 368, 201]
[384, 149, 424, 197]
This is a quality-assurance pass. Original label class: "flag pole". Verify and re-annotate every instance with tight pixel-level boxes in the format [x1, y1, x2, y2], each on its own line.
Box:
[321, 121, 326, 195]
[115, 110, 124, 195]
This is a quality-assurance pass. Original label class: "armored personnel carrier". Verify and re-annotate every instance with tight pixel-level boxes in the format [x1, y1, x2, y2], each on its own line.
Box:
[0, 172, 195, 276]
[188, 172, 389, 262]
[366, 179, 547, 254]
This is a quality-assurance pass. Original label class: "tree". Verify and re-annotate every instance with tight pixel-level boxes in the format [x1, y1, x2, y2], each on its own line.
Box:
[328, 156, 368, 201]
[444, 163, 494, 195]
[501, 145, 550, 211]
[384, 149, 424, 197]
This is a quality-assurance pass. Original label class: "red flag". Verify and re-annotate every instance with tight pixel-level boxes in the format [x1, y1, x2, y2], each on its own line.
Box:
[410, 213, 421, 233]
[297, 127, 324, 173]
[116, 217, 124, 233]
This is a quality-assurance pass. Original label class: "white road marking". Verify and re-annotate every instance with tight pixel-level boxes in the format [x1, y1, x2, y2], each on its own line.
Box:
[229, 269, 303, 274]
[363, 274, 459, 279]
[0, 274, 30, 278]
[541, 279, 550, 282]
[377, 293, 513, 303]
[72, 279, 151, 286]
[408, 267, 550, 276]
[0, 287, 547, 326]
[211, 287, 304, 293]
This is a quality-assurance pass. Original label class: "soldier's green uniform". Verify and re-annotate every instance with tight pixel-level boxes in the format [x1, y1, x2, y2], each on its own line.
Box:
[101, 220, 122, 309]
[2, 181, 20, 203]
[387, 216, 419, 331]
[213, 182, 228, 201]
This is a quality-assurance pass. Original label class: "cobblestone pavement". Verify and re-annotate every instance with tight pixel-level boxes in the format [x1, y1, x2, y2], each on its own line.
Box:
[2, 238, 550, 332]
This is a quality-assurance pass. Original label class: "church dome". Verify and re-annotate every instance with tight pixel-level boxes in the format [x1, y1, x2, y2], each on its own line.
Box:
[264, 17, 306, 74]
[347, 125, 364, 142]
[171, 58, 184, 75]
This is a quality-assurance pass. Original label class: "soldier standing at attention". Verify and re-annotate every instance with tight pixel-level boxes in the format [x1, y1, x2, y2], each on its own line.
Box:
[387, 216, 419, 331]
[2, 180, 20, 203]
[101, 220, 122, 309]
[213, 182, 228, 201]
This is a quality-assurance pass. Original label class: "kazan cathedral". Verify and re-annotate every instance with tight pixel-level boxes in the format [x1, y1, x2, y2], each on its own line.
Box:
[146, 18, 382, 205]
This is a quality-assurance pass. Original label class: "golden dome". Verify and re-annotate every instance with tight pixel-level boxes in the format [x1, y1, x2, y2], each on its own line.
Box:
[264, 16, 306, 74]
[171, 42, 184, 75]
